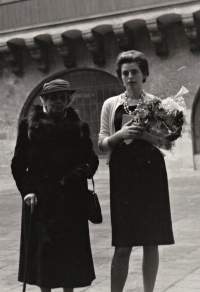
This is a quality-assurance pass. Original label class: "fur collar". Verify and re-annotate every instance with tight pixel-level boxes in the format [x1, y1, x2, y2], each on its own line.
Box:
[27, 105, 81, 140]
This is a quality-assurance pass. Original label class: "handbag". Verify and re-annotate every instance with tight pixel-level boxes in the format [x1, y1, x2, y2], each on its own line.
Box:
[86, 164, 103, 224]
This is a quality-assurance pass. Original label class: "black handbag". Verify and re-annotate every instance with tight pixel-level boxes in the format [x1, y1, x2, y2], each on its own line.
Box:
[86, 164, 103, 224]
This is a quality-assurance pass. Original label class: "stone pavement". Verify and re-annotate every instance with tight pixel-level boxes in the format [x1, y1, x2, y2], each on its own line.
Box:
[1, 158, 200, 292]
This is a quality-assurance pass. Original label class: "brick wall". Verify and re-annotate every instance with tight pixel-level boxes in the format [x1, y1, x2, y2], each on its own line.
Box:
[0, 22, 199, 172]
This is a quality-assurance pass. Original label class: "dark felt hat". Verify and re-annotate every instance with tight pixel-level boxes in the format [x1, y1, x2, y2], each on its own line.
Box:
[40, 79, 76, 96]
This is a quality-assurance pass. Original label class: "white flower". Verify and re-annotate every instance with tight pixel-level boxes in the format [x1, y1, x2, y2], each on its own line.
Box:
[162, 96, 187, 116]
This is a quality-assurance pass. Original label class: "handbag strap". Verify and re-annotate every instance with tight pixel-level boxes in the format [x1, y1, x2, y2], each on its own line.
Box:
[86, 164, 95, 193]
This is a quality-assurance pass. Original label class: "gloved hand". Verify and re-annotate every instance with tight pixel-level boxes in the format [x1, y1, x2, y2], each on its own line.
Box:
[60, 167, 87, 189]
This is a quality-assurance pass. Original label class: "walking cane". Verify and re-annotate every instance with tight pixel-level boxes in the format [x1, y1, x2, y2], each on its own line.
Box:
[22, 202, 35, 292]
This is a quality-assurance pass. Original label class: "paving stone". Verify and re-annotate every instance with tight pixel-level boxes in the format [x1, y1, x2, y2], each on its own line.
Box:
[175, 280, 200, 289]
[1, 159, 200, 291]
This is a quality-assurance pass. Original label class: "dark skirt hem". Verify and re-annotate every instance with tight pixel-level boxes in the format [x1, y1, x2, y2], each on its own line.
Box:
[18, 276, 96, 289]
[112, 241, 175, 247]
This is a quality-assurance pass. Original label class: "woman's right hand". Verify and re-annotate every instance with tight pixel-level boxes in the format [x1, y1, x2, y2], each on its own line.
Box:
[24, 193, 37, 207]
[119, 120, 144, 140]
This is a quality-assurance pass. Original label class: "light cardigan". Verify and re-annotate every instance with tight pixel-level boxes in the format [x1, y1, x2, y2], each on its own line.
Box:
[98, 94, 123, 152]
[98, 92, 162, 153]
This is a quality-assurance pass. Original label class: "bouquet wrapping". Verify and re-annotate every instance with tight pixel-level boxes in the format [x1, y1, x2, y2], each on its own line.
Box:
[126, 86, 189, 150]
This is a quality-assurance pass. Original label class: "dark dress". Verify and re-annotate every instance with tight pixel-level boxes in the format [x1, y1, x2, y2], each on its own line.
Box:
[11, 105, 99, 288]
[109, 105, 174, 247]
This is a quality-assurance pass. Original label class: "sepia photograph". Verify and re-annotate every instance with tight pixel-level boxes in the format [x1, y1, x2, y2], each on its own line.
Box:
[0, 0, 200, 291]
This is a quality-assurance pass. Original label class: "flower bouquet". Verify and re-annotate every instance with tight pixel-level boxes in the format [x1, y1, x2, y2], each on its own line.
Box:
[131, 86, 189, 150]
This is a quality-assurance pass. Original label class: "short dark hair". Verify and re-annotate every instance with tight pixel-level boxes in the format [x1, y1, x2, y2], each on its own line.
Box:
[116, 50, 149, 83]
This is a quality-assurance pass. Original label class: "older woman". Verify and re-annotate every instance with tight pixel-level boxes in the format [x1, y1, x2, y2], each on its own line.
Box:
[98, 51, 174, 292]
[11, 79, 99, 292]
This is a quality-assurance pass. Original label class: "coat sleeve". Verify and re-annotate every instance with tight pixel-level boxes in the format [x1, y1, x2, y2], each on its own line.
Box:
[11, 119, 35, 199]
[80, 122, 99, 178]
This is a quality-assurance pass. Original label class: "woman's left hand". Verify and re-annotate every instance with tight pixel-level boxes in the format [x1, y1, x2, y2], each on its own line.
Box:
[60, 168, 86, 188]
[130, 123, 146, 140]
[140, 128, 160, 145]
[140, 128, 149, 140]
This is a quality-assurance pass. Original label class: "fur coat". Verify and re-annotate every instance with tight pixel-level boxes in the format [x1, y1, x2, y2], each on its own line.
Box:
[11, 105, 99, 288]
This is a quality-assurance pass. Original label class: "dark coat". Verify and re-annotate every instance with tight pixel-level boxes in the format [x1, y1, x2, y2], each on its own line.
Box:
[11, 105, 99, 289]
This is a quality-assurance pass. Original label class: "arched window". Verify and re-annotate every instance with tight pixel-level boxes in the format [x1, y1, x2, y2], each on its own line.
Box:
[192, 87, 200, 169]
[20, 68, 124, 155]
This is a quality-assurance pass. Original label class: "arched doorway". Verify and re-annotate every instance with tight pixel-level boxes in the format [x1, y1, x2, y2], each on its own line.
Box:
[192, 87, 200, 169]
[20, 68, 124, 155]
